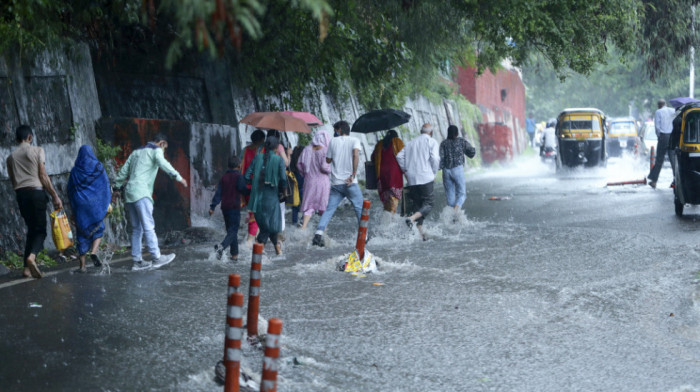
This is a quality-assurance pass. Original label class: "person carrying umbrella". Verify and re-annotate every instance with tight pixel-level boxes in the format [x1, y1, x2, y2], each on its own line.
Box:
[371, 129, 404, 213]
[244, 136, 287, 255]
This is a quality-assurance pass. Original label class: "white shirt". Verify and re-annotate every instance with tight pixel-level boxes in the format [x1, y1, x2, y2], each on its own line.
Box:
[654, 106, 675, 134]
[396, 133, 440, 186]
[542, 127, 557, 148]
[326, 135, 361, 185]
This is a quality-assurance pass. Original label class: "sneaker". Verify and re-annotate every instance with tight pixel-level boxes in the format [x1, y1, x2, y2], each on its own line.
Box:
[132, 260, 152, 271]
[405, 218, 413, 229]
[214, 244, 223, 260]
[649, 181, 657, 189]
[90, 253, 102, 267]
[152, 254, 176, 269]
[312, 234, 324, 247]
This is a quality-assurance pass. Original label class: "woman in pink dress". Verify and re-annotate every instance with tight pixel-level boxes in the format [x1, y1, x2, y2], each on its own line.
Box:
[296, 130, 331, 229]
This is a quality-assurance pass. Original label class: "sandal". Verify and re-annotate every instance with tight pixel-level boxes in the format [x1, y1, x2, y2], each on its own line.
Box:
[26, 259, 42, 279]
[90, 254, 102, 267]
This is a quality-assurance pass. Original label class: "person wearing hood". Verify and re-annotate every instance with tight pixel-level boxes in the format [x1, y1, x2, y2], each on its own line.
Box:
[296, 130, 332, 229]
[67, 145, 112, 272]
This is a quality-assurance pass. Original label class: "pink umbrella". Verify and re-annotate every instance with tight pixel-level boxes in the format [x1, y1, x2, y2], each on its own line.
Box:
[240, 112, 312, 133]
[281, 111, 323, 126]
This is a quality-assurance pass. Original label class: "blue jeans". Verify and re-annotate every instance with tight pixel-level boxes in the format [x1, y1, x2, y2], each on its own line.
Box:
[316, 184, 364, 232]
[127, 198, 160, 262]
[221, 209, 241, 256]
[443, 165, 466, 208]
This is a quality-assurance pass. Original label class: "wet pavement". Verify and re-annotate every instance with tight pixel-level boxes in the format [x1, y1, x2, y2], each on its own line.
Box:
[2, 155, 700, 391]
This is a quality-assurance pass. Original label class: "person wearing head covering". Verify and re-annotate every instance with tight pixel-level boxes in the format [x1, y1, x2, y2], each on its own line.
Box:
[241, 130, 265, 246]
[371, 129, 404, 213]
[266, 129, 291, 236]
[296, 130, 331, 229]
[68, 145, 112, 272]
[245, 136, 287, 255]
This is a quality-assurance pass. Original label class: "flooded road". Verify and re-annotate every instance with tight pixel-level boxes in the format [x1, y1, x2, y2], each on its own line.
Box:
[2, 155, 700, 391]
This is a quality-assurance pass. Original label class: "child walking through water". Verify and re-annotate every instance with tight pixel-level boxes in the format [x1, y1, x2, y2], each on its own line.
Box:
[209, 155, 248, 261]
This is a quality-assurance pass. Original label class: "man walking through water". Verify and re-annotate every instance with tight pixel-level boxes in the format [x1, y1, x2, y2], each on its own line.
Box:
[397, 123, 440, 240]
[7, 125, 64, 278]
[312, 121, 364, 247]
[647, 99, 676, 189]
[114, 133, 187, 270]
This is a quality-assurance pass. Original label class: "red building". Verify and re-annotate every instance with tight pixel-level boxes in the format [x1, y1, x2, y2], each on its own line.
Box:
[457, 63, 527, 164]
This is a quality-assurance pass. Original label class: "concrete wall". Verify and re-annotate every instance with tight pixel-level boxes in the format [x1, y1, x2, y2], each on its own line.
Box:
[0, 45, 106, 256]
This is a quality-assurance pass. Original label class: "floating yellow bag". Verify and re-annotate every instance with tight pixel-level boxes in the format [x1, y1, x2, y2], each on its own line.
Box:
[50, 209, 73, 251]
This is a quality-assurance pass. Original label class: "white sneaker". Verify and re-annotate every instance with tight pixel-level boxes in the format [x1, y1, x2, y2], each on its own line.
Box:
[152, 253, 175, 269]
[132, 261, 152, 271]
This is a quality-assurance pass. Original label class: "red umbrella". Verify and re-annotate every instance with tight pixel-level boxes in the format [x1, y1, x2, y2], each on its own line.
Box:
[239, 112, 312, 133]
[281, 111, 323, 126]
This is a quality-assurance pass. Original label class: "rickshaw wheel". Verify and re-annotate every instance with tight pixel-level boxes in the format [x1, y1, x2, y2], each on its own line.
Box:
[674, 194, 684, 217]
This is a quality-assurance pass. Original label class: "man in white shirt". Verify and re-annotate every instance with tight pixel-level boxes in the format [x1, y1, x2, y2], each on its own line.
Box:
[397, 123, 440, 234]
[312, 121, 364, 247]
[647, 98, 676, 188]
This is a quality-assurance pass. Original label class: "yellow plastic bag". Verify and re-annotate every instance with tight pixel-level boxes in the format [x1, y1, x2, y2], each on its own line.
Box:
[50, 209, 73, 251]
[285, 170, 300, 207]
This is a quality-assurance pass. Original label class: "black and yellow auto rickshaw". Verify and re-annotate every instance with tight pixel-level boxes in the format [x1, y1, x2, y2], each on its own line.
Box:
[670, 102, 700, 216]
[555, 108, 607, 169]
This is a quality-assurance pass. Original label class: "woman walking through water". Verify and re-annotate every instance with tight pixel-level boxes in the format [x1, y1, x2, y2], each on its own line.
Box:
[296, 130, 331, 229]
[241, 130, 265, 247]
[371, 129, 404, 213]
[245, 136, 287, 255]
[67, 145, 111, 272]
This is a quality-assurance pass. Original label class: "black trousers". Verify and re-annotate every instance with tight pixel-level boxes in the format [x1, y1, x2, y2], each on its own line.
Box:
[15, 189, 48, 264]
[406, 181, 435, 226]
[256, 231, 279, 246]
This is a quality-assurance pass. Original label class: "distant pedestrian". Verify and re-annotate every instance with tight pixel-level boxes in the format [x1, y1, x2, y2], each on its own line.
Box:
[114, 133, 187, 271]
[67, 145, 111, 273]
[526, 113, 536, 148]
[647, 99, 676, 189]
[397, 123, 440, 238]
[439, 125, 476, 213]
[289, 144, 306, 226]
[6, 125, 64, 278]
[241, 130, 265, 247]
[296, 130, 331, 230]
[371, 129, 404, 213]
[245, 136, 287, 255]
[312, 121, 363, 247]
[209, 155, 247, 261]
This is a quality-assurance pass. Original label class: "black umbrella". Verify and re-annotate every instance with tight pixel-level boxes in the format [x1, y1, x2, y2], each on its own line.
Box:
[351, 109, 411, 133]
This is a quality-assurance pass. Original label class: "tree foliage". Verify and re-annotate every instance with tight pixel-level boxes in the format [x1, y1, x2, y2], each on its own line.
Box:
[523, 49, 690, 122]
[2, 0, 697, 112]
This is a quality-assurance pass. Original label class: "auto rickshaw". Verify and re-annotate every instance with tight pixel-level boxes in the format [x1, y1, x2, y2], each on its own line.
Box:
[606, 117, 639, 157]
[670, 102, 700, 216]
[555, 108, 607, 169]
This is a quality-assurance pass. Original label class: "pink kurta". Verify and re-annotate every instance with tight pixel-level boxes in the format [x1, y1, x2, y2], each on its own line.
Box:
[297, 131, 331, 215]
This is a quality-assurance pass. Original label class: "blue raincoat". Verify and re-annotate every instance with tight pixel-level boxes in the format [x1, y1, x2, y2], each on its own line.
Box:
[67, 145, 111, 255]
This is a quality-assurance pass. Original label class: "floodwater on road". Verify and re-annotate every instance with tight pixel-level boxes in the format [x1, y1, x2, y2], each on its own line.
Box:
[2, 154, 700, 391]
